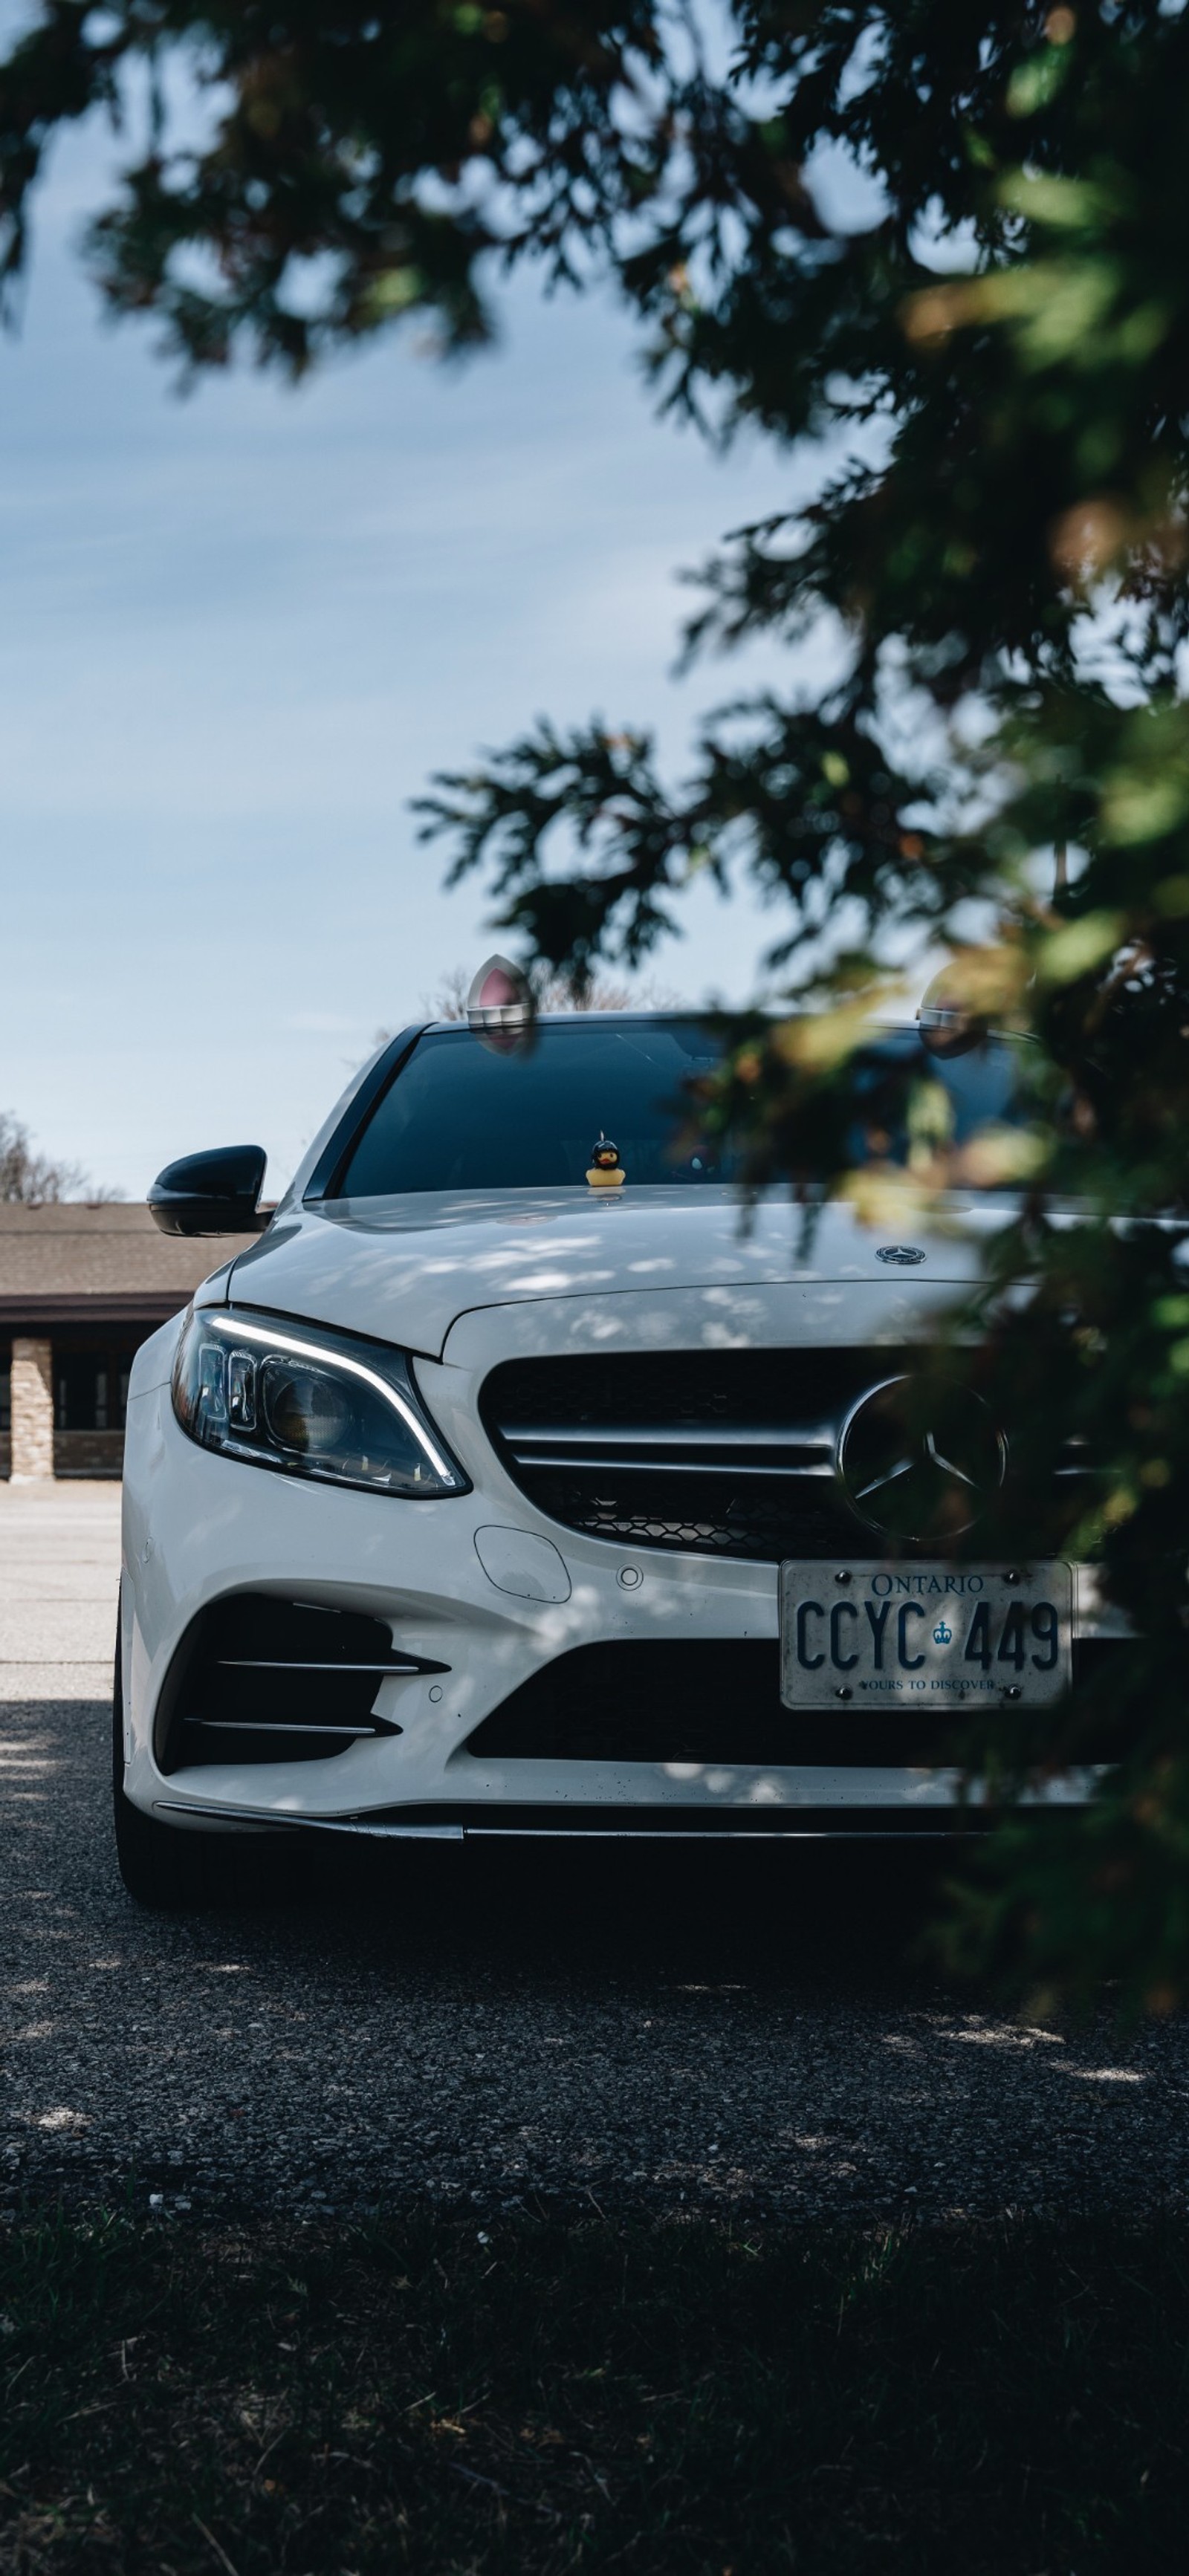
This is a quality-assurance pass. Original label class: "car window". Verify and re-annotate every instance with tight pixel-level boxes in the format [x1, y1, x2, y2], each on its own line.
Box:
[334, 1019, 1033, 1198]
[843, 1029, 1033, 1174]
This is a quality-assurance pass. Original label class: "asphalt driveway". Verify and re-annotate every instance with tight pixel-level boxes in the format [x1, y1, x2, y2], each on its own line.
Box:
[2, 1484, 1188, 2220]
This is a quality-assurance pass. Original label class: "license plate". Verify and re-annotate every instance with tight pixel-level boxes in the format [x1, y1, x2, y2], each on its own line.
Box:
[779, 1561, 1073, 1710]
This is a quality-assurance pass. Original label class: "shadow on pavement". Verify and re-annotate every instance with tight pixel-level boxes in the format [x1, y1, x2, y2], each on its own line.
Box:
[299, 1828, 964, 1998]
[1, 1699, 1179, 2220]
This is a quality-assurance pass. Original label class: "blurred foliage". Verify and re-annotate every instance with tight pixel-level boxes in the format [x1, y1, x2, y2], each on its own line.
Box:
[8, 4, 1189, 2002]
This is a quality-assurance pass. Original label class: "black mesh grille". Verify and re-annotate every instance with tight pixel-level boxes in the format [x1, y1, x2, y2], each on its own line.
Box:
[485, 1348, 886, 1432]
[482, 1349, 904, 1563]
[465, 1639, 1133, 1766]
[509, 1475, 849, 1561]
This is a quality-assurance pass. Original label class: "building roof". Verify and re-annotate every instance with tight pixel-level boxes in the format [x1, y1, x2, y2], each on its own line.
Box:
[0, 1203, 259, 1328]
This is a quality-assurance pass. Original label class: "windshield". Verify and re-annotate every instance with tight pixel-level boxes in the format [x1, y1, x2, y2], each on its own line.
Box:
[335, 1018, 1032, 1198]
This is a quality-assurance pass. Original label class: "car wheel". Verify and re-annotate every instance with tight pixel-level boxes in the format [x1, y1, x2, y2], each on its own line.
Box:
[111, 1620, 207, 1905]
[111, 1609, 305, 1908]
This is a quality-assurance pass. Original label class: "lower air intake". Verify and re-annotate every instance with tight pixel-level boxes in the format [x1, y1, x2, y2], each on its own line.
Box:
[464, 1639, 1131, 1767]
[155, 1593, 447, 1772]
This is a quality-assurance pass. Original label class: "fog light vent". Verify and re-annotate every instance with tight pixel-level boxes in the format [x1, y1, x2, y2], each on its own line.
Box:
[155, 1593, 448, 1772]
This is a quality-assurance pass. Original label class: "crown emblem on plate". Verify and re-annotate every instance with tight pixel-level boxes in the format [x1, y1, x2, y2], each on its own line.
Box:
[932, 1618, 953, 1645]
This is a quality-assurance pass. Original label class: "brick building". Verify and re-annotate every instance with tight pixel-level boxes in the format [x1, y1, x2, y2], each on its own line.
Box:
[0, 1204, 259, 1480]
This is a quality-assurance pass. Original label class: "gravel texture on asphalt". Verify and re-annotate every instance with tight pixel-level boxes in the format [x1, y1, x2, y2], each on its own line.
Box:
[3, 1486, 1187, 2221]
[4, 1690, 1189, 2222]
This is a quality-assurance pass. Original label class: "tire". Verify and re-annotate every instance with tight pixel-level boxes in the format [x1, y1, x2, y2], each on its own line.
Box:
[111, 1607, 305, 1909]
[112, 1767, 206, 1907]
[112, 1620, 205, 1905]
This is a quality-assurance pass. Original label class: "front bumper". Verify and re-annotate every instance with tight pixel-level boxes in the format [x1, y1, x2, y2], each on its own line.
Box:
[120, 1323, 1115, 1837]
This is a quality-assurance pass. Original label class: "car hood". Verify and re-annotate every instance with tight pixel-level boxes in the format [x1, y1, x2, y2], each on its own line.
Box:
[221, 1186, 1008, 1360]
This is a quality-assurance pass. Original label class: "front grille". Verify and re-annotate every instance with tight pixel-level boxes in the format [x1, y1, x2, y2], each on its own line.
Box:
[155, 1594, 447, 1772]
[482, 1349, 904, 1563]
[464, 1639, 1132, 1766]
[506, 1479, 848, 1560]
[482, 1349, 1095, 1564]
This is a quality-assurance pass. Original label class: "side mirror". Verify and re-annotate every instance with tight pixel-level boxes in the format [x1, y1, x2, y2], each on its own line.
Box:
[917, 966, 989, 1061]
[148, 1144, 269, 1238]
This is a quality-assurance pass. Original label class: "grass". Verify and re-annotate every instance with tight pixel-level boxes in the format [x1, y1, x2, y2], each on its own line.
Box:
[1, 2209, 1188, 2572]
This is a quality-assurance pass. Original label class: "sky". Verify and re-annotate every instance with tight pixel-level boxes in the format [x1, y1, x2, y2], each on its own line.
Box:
[0, 106, 810, 1201]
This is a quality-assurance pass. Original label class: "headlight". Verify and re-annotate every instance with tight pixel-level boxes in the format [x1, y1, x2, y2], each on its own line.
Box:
[171, 1307, 468, 1498]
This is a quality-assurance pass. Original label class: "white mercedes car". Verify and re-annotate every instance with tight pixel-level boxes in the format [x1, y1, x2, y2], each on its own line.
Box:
[114, 1010, 1111, 1904]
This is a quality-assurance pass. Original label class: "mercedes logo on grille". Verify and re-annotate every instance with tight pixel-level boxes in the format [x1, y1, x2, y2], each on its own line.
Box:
[838, 1375, 1006, 1542]
[875, 1245, 926, 1265]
